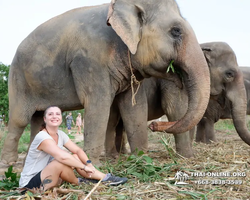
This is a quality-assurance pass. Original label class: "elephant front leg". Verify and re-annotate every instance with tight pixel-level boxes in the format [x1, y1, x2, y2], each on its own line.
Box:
[83, 96, 113, 166]
[118, 88, 148, 154]
[174, 131, 194, 158]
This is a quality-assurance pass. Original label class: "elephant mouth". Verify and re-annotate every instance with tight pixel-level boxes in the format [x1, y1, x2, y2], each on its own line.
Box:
[139, 61, 184, 89]
[167, 63, 184, 89]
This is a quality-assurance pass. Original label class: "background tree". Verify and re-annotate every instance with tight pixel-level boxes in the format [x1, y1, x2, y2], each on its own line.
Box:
[0, 62, 9, 126]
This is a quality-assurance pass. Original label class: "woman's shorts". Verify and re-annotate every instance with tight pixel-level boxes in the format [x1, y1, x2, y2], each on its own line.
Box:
[24, 171, 42, 190]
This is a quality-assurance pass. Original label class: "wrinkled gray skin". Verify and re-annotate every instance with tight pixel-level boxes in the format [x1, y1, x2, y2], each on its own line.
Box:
[2, 0, 211, 165]
[245, 79, 250, 115]
[240, 67, 250, 81]
[106, 77, 195, 158]
[240, 67, 250, 115]
[196, 42, 250, 145]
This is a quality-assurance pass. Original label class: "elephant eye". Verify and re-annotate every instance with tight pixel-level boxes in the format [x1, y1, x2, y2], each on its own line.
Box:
[224, 69, 235, 82]
[171, 27, 182, 39]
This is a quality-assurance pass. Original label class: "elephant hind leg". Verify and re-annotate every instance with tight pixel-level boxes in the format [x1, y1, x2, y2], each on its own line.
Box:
[1, 104, 36, 164]
[1, 124, 26, 165]
[196, 118, 216, 143]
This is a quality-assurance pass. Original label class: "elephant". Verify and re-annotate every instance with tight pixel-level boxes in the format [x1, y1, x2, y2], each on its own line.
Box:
[240, 67, 250, 81]
[106, 77, 194, 158]
[238, 67, 250, 115]
[1, 0, 211, 165]
[195, 43, 250, 144]
[108, 42, 250, 158]
[232, 67, 250, 115]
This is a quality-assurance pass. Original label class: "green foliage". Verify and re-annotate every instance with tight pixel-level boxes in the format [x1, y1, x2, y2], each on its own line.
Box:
[215, 119, 235, 131]
[0, 191, 20, 199]
[0, 63, 9, 124]
[17, 130, 30, 153]
[166, 60, 183, 80]
[178, 189, 220, 200]
[68, 134, 75, 140]
[0, 166, 20, 191]
[166, 60, 175, 73]
[0, 129, 7, 155]
[104, 150, 176, 183]
[161, 136, 178, 164]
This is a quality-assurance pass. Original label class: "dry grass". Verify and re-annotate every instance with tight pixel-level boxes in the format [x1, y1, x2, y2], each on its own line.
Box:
[1, 119, 250, 199]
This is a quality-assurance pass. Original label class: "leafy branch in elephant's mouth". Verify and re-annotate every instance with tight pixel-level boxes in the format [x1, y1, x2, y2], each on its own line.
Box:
[166, 60, 184, 83]
[166, 60, 175, 73]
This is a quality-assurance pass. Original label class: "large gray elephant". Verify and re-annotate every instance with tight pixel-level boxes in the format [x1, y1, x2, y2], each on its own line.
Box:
[1, 0, 211, 165]
[195, 43, 250, 144]
[109, 42, 250, 158]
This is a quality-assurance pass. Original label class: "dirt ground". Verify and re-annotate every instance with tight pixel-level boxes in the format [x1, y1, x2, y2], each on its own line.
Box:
[0, 122, 248, 176]
[0, 120, 250, 199]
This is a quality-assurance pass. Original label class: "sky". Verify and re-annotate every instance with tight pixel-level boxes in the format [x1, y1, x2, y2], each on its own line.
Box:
[0, 0, 250, 66]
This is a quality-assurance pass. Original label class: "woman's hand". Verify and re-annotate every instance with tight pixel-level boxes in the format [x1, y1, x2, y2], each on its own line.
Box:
[83, 165, 96, 178]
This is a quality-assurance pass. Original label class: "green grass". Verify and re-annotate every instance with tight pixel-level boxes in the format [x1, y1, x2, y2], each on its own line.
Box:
[18, 130, 30, 153]
[214, 119, 235, 131]
[0, 128, 31, 154]
[0, 125, 76, 154]
[1, 119, 249, 199]
[75, 140, 84, 148]
[0, 129, 7, 155]
[101, 150, 175, 183]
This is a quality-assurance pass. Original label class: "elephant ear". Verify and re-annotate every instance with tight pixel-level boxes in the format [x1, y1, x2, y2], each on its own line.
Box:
[201, 47, 212, 65]
[107, 0, 143, 54]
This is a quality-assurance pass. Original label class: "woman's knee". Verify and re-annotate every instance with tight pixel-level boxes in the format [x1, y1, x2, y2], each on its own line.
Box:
[41, 161, 72, 180]
[44, 160, 67, 173]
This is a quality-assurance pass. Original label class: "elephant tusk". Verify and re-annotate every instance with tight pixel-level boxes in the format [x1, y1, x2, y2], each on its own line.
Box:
[148, 121, 176, 132]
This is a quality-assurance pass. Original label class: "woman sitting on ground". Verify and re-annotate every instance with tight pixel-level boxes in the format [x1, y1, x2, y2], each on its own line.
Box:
[19, 106, 127, 192]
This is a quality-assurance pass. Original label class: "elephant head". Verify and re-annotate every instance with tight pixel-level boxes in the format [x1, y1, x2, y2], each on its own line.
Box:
[201, 42, 250, 145]
[107, 0, 210, 133]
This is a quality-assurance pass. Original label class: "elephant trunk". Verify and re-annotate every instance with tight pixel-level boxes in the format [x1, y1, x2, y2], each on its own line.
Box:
[228, 72, 250, 145]
[165, 24, 210, 134]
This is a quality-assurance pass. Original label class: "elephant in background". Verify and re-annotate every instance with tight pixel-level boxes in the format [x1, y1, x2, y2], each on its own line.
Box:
[109, 42, 250, 158]
[195, 43, 250, 144]
[2, 0, 211, 165]
[240, 67, 250, 115]
[240, 67, 250, 81]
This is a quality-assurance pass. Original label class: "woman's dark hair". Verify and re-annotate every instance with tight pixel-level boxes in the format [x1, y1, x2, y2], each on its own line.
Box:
[40, 106, 62, 130]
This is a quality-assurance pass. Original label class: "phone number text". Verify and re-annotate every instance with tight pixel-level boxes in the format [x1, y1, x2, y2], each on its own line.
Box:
[194, 179, 243, 185]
